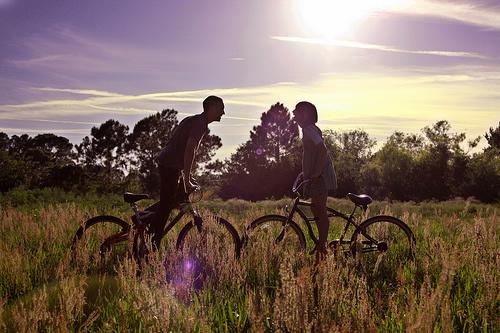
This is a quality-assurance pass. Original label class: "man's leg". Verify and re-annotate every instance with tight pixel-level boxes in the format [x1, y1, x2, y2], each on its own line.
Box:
[150, 166, 180, 250]
[311, 192, 329, 262]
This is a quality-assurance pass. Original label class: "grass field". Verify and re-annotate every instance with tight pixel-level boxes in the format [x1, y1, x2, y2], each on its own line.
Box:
[0, 190, 498, 332]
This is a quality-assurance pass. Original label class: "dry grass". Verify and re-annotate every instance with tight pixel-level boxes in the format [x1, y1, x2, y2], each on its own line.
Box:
[0, 198, 498, 332]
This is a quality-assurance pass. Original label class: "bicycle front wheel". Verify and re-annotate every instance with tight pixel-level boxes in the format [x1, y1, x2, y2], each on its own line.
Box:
[176, 215, 241, 258]
[172, 215, 241, 289]
[71, 215, 130, 269]
[350, 215, 416, 275]
[243, 215, 306, 254]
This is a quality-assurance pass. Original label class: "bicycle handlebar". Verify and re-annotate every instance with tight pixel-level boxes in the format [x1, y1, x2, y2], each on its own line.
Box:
[187, 187, 204, 203]
[292, 172, 310, 196]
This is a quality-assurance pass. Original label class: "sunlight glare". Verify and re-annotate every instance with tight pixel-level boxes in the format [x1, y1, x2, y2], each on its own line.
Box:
[296, 0, 410, 38]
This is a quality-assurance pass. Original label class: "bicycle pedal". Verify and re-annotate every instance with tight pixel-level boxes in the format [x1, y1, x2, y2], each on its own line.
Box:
[329, 239, 350, 245]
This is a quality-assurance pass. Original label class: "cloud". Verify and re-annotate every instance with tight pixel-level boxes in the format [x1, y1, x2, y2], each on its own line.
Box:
[1, 66, 498, 158]
[0, 127, 90, 135]
[0, 117, 100, 125]
[87, 104, 260, 121]
[1, 85, 278, 111]
[6, 26, 195, 76]
[271, 36, 489, 59]
[390, 0, 500, 30]
[33, 87, 124, 97]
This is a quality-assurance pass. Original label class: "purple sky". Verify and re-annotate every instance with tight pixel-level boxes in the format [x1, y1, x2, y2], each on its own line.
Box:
[1, 0, 499, 158]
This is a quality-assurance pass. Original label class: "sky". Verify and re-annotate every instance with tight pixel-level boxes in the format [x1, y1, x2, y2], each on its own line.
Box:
[0, 0, 499, 159]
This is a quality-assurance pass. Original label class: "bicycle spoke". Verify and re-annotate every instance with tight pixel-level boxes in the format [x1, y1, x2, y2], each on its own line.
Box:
[171, 215, 240, 290]
[351, 215, 415, 280]
[72, 216, 130, 271]
[244, 216, 306, 257]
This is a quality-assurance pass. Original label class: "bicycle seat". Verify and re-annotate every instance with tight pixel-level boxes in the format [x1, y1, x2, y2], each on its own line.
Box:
[123, 192, 150, 204]
[347, 193, 373, 207]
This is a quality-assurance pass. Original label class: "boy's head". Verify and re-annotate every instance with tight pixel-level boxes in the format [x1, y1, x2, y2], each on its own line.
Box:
[293, 101, 318, 127]
[203, 95, 225, 123]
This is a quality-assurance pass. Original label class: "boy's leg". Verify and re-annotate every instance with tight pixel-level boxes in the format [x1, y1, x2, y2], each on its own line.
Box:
[150, 166, 181, 250]
[310, 192, 329, 261]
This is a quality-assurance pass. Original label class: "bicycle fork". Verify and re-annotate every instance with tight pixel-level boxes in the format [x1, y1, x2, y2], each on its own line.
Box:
[277, 200, 299, 243]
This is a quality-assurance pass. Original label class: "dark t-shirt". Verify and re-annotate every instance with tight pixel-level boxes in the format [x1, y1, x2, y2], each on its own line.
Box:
[157, 113, 208, 168]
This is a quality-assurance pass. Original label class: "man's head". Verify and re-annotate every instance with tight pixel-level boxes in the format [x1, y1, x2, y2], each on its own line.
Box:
[293, 101, 317, 128]
[203, 95, 225, 123]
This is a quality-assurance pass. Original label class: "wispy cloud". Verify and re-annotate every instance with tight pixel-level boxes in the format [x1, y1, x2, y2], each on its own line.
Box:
[33, 87, 124, 97]
[1, 85, 276, 111]
[0, 127, 90, 135]
[7, 26, 196, 76]
[391, 0, 500, 30]
[87, 104, 260, 121]
[0, 117, 100, 125]
[271, 36, 488, 59]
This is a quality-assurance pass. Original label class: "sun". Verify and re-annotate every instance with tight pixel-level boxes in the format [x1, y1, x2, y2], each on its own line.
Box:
[296, 0, 409, 38]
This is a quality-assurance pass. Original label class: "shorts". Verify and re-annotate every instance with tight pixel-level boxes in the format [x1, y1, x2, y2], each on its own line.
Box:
[303, 177, 328, 198]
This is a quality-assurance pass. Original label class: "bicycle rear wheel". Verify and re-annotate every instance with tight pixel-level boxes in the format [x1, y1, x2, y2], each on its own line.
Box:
[71, 215, 130, 269]
[350, 215, 416, 276]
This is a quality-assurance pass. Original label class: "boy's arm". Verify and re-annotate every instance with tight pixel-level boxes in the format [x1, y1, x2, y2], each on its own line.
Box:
[183, 136, 198, 192]
[183, 118, 206, 191]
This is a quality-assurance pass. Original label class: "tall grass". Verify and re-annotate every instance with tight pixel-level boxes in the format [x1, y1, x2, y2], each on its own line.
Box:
[0, 196, 498, 332]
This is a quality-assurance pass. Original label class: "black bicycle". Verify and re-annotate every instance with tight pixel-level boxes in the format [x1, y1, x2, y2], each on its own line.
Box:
[243, 174, 416, 273]
[71, 189, 241, 267]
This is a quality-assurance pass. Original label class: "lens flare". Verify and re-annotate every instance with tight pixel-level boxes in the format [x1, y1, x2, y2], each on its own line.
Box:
[184, 259, 193, 271]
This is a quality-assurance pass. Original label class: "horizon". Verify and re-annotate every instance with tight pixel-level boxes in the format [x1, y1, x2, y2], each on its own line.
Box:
[1, 0, 499, 159]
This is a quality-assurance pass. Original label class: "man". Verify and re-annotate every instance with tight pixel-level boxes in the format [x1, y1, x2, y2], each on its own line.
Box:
[149, 95, 225, 249]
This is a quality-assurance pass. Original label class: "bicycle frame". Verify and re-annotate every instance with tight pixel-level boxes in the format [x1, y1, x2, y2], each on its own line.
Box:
[130, 199, 204, 239]
[284, 195, 366, 246]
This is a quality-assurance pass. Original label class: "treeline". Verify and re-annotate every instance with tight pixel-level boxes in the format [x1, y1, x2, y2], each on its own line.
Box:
[0, 110, 221, 195]
[0, 103, 498, 202]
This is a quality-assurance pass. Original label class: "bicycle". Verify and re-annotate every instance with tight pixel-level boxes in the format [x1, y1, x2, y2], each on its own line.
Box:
[242, 173, 416, 274]
[71, 189, 242, 268]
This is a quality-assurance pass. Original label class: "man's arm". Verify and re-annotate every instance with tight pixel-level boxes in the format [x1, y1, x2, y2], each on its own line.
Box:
[183, 136, 199, 192]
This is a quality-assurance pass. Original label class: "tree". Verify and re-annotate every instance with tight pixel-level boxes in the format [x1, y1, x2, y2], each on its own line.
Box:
[485, 123, 500, 151]
[362, 136, 417, 200]
[0, 132, 8, 151]
[464, 123, 500, 202]
[0, 133, 26, 192]
[386, 131, 424, 153]
[415, 120, 467, 200]
[0, 132, 77, 190]
[8, 134, 31, 156]
[76, 119, 129, 191]
[249, 103, 299, 164]
[25, 134, 75, 187]
[220, 103, 300, 200]
[127, 110, 178, 193]
[324, 129, 376, 197]
[28, 133, 73, 163]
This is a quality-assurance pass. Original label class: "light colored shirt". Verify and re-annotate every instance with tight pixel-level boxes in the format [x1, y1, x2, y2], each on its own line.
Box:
[302, 124, 337, 193]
